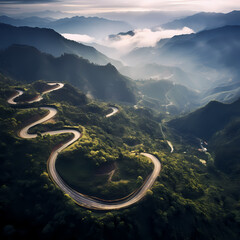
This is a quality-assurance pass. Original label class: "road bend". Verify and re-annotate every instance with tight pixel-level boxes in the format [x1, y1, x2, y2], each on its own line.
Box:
[8, 83, 161, 210]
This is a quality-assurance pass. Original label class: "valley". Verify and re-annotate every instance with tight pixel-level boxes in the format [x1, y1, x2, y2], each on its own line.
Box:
[0, 5, 240, 240]
[7, 82, 161, 210]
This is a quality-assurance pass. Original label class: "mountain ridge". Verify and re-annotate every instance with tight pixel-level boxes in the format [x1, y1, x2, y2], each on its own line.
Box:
[0, 15, 132, 38]
[0, 44, 136, 104]
[161, 10, 240, 32]
[168, 97, 240, 140]
[0, 23, 123, 68]
[124, 25, 240, 102]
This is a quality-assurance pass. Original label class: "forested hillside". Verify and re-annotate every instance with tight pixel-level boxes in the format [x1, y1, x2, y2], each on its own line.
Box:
[0, 23, 122, 67]
[0, 74, 239, 239]
[0, 45, 136, 104]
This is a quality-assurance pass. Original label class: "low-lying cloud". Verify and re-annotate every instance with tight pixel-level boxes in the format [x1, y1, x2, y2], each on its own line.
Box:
[62, 33, 95, 43]
[105, 27, 194, 54]
[62, 27, 194, 58]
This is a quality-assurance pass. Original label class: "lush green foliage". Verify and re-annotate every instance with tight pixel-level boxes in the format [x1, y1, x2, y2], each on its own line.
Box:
[0, 75, 239, 240]
[0, 44, 136, 103]
[137, 79, 199, 114]
[168, 99, 240, 140]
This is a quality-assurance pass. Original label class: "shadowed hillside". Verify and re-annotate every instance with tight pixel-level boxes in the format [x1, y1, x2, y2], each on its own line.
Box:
[0, 45, 136, 103]
[0, 23, 122, 68]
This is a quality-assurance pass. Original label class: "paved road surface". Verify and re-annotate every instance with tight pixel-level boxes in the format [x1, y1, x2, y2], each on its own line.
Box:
[167, 140, 174, 153]
[7, 90, 24, 104]
[8, 83, 161, 210]
[106, 107, 119, 118]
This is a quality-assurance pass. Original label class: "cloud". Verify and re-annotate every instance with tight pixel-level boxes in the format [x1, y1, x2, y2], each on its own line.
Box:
[1, 0, 240, 16]
[60, 27, 194, 58]
[61, 33, 95, 43]
[0, 0, 57, 4]
[103, 27, 194, 55]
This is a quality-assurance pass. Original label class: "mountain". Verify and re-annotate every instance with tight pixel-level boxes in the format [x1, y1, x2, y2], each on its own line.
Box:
[136, 79, 199, 114]
[126, 25, 240, 70]
[162, 10, 240, 32]
[119, 63, 195, 87]
[2, 74, 240, 240]
[157, 25, 240, 80]
[211, 118, 240, 173]
[125, 26, 240, 99]
[0, 45, 136, 103]
[0, 15, 52, 27]
[48, 16, 132, 38]
[85, 42, 120, 60]
[0, 10, 71, 19]
[201, 81, 240, 105]
[168, 98, 240, 140]
[168, 98, 240, 173]
[0, 23, 122, 68]
[109, 30, 135, 40]
[0, 15, 132, 38]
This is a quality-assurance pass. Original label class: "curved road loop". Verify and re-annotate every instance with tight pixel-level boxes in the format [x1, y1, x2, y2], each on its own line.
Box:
[106, 107, 119, 118]
[8, 83, 161, 210]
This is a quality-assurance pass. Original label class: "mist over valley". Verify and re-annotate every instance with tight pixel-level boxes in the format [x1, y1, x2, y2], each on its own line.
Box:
[0, 2, 240, 240]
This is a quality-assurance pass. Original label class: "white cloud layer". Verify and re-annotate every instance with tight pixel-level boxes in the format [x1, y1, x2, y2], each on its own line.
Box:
[61, 33, 95, 43]
[61, 27, 194, 58]
[103, 27, 194, 55]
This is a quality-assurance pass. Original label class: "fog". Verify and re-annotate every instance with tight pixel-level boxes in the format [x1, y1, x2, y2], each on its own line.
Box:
[104, 27, 194, 55]
[62, 33, 95, 43]
[63, 27, 194, 58]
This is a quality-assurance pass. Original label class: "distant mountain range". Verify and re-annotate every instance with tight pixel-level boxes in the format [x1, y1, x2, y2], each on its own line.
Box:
[124, 25, 240, 102]
[161, 10, 240, 32]
[96, 10, 194, 28]
[0, 15, 132, 38]
[0, 45, 136, 103]
[0, 23, 122, 68]
[125, 25, 240, 70]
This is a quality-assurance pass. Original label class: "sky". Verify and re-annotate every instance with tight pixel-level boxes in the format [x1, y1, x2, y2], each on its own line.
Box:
[0, 0, 240, 16]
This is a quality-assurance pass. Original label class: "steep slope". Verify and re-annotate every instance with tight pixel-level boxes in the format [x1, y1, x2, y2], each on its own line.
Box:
[137, 80, 199, 113]
[168, 98, 240, 140]
[0, 23, 122, 68]
[157, 26, 240, 70]
[211, 118, 240, 173]
[162, 10, 240, 32]
[1, 75, 240, 239]
[119, 63, 194, 88]
[126, 26, 240, 70]
[168, 98, 240, 173]
[125, 26, 240, 101]
[0, 45, 136, 103]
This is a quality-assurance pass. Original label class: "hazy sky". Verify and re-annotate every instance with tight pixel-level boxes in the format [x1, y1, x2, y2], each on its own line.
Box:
[0, 0, 240, 15]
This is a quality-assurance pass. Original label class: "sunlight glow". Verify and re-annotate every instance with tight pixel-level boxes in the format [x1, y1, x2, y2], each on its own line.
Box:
[0, 0, 240, 15]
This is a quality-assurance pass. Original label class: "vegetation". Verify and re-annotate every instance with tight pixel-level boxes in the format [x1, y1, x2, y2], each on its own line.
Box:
[168, 99, 240, 140]
[137, 79, 199, 114]
[0, 74, 239, 240]
[168, 98, 240, 175]
[0, 44, 136, 103]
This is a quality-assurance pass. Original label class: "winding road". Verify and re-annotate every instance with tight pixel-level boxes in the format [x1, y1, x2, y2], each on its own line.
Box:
[106, 107, 119, 118]
[159, 123, 174, 153]
[166, 140, 174, 153]
[8, 83, 161, 210]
